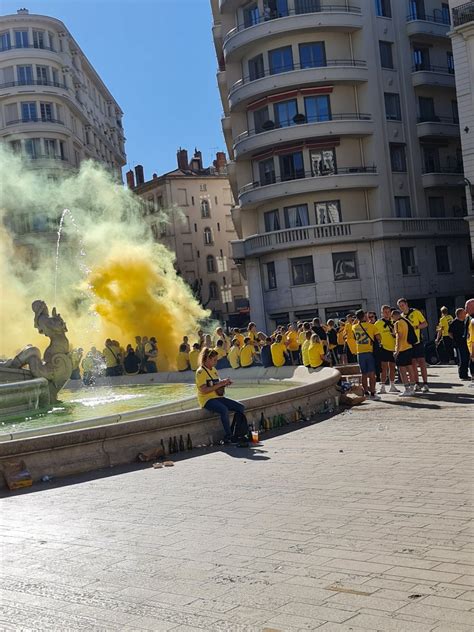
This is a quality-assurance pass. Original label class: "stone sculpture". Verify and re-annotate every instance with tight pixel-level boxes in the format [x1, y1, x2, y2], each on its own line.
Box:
[2, 301, 72, 402]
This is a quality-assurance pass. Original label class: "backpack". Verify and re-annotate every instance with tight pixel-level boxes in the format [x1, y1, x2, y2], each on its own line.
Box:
[401, 316, 418, 346]
[231, 411, 250, 447]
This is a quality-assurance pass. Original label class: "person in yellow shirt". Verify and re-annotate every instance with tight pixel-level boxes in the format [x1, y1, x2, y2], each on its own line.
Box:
[240, 337, 255, 368]
[343, 313, 357, 363]
[214, 339, 230, 369]
[397, 298, 429, 392]
[189, 343, 201, 371]
[177, 344, 190, 372]
[392, 309, 417, 397]
[301, 330, 312, 367]
[286, 323, 300, 365]
[103, 339, 121, 377]
[228, 338, 241, 369]
[308, 333, 326, 369]
[375, 305, 399, 394]
[352, 310, 381, 400]
[271, 334, 288, 367]
[232, 328, 245, 348]
[465, 298, 474, 387]
[214, 327, 230, 352]
[436, 306, 454, 364]
[70, 347, 83, 380]
[195, 347, 244, 444]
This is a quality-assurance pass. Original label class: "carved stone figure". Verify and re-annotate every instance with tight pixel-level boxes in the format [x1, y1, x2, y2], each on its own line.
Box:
[2, 301, 72, 402]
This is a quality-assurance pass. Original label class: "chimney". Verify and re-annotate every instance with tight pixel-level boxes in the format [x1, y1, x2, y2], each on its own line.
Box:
[17, 8, 29, 14]
[126, 169, 135, 189]
[214, 151, 227, 174]
[134, 164, 144, 186]
[193, 148, 203, 171]
[177, 148, 189, 171]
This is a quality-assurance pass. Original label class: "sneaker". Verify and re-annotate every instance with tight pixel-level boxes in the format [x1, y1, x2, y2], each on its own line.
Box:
[421, 384, 430, 393]
[369, 393, 381, 401]
[399, 389, 413, 397]
[378, 385, 387, 394]
[389, 384, 400, 393]
[414, 383, 422, 392]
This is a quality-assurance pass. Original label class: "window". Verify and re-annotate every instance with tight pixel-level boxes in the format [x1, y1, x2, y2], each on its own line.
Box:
[333, 252, 358, 281]
[279, 151, 305, 181]
[40, 102, 53, 122]
[207, 254, 216, 272]
[14, 31, 28, 47]
[284, 204, 309, 228]
[17, 65, 33, 85]
[215, 196, 218, 205]
[264, 209, 280, 232]
[390, 144, 407, 172]
[428, 197, 445, 217]
[435, 246, 451, 272]
[418, 96, 435, 121]
[258, 157, 276, 185]
[447, 52, 454, 74]
[423, 146, 440, 172]
[291, 256, 314, 285]
[413, 46, 429, 71]
[375, 0, 391, 17]
[304, 95, 330, 123]
[0, 31, 11, 51]
[269, 46, 293, 75]
[266, 262, 277, 289]
[311, 148, 336, 176]
[400, 247, 417, 275]
[200, 184, 207, 192]
[44, 139, 56, 158]
[254, 105, 270, 133]
[295, 0, 321, 14]
[217, 222, 221, 231]
[441, 3, 450, 24]
[204, 227, 213, 245]
[379, 41, 394, 69]
[384, 93, 401, 120]
[24, 138, 41, 159]
[201, 199, 210, 218]
[315, 200, 341, 224]
[394, 197, 412, 218]
[59, 140, 66, 161]
[409, 0, 425, 20]
[299, 42, 326, 69]
[248, 54, 264, 81]
[274, 99, 298, 128]
[243, 2, 260, 28]
[209, 282, 219, 300]
[21, 102, 37, 121]
[33, 30, 45, 49]
[36, 66, 49, 85]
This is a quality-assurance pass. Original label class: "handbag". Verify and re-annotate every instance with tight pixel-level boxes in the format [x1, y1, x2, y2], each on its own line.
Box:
[203, 367, 225, 396]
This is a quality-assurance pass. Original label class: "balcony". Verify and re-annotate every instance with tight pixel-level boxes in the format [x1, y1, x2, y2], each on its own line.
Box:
[229, 60, 368, 111]
[406, 13, 450, 39]
[0, 79, 68, 92]
[233, 218, 469, 258]
[421, 162, 464, 188]
[416, 116, 460, 139]
[238, 166, 377, 208]
[411, 65, 455, 89]
[223, 5, 362, 61]
[6, 118, 64, 128]
[0, 43, 56, 53]
[233, 113, 373, 160]
[452, 2, 474, 27]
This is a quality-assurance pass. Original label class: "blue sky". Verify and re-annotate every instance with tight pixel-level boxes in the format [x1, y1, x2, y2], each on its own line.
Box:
[1, 0, 225, 179]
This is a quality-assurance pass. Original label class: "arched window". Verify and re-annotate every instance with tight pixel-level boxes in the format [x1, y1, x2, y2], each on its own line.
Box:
[209, 281, 219, 300]
[206, 254, 215, 273]
[204, 227, 213, 245]
[201, 199, 210, 218]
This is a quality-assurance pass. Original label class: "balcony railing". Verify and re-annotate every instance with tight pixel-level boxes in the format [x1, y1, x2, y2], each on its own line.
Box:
[224, 3, 361, 42]
[231, 59, 367, 91]
[26, 154, 68, 162]
[422, 162, 463, 174]
[417, 115, 459, 124]
[6, 118, 64, 126]
[240, 166, 377, 194]
[453, 2, 474, 26]
[235, 112, 371, 141]
[0, 80, 68, 90]
[406, 12, 450, 25]
[0, 43, 56, 53]
[412, 64, 455, 75]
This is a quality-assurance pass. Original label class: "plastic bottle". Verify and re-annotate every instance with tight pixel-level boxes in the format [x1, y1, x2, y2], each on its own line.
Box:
[186, 433, 193, 450]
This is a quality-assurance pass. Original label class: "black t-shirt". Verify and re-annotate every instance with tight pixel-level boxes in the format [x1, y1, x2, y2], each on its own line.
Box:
[261, 345, 274, 368]
[124, 352, 140, 373]
[312, 325, 327, 341]
[449, 318, 466, 346]
[327, 329, 337, 346]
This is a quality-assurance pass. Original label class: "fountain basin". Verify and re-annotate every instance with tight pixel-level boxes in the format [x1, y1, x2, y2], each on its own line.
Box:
[0, 377, 50, 417]
[0, 366, 340, 488]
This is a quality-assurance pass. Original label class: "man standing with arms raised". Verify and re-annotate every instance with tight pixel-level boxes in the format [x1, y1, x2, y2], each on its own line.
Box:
[397, 298, 430, 392]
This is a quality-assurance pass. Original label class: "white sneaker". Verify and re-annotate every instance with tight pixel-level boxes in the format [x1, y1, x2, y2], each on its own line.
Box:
[421, 384, 430, 393]
[378, 385, 387, 394]
[369, 393, 381, 401]
[399, 389, 413, 398]
[389, 384, 400, 393]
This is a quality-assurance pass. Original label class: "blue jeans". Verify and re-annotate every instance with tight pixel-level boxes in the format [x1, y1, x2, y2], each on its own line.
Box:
[204, 397, 245, 439]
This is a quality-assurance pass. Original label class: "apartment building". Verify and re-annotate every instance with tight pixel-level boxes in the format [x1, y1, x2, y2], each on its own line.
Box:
[130, 149, 249, 326]
[211, 0, 472, 332]
[0, 9, 126, 180]
[450, 0, 474, 252]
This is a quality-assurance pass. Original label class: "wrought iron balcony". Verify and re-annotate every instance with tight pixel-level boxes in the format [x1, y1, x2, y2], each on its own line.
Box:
[452, 2, 474, 26]
[6, 118, 64, 126]
[0, 79, 68, 90]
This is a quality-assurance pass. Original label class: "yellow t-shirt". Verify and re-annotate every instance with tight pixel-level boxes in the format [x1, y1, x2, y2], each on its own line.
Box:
[177, 351, 189, 371]
[228, 346, 240, 369]
[308, 342, 325, 368]
[301, 339, 311, 366]
[271, 342, 286, 367]
[405, 308, 426, 343]
[438, 315, 452, 337]
[286, 331, 300, 351]
[234, 333, 245, 347]
[195, 366, 220, 408]
[344, 322, 357, 354]
[82, 355, 94, 372]
[240, 344, 254, 367]
[214, 346, 227, 360]
[189, 349, 200, 371]
[352, 321, 377, 354]
[336, 327, 345, 346]
[103, 346, 119, 368]
[298, 331, 306, 346]
[247, 330, 258, 344]
[375, 318, 396, 352]
[395, 319, 412, 353]
[467, 318, 474, 353]
[71, 350, 82, 370]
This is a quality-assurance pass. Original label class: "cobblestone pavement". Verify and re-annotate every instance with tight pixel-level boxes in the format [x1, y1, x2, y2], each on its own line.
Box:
[1, 366, 473, 631]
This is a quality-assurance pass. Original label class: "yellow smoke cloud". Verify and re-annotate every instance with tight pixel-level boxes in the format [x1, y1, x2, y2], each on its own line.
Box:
[0, 147, 209, 368]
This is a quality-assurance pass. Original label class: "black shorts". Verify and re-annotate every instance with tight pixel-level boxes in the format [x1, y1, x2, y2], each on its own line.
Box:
[336, 344, 344, 355]
[412, 342, 425, 359]
[396, 349, 413, 367]
[379, 348, 395, 363]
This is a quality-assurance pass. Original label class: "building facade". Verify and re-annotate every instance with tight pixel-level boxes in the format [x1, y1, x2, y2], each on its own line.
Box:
[0, 9, 126, 179]
[450, 0, 474, 252]
[212, 0, 472, 333]
[130, 149, 249, 326]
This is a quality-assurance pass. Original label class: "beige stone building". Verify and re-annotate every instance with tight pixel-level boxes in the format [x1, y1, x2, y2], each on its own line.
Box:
[130, 149, 249, 325]
[450, 0, 474, 253]
[212, 0, 472, 333]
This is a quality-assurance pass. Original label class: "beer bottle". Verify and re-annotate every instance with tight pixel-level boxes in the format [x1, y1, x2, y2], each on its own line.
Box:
[160, 439, 166, 454]
[259, 412, 265, 432]
[179, 435, 185, 451]
[168, 437, 173, 454]
[186, 433, 193, 450]
[173, 436, 178, 453]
